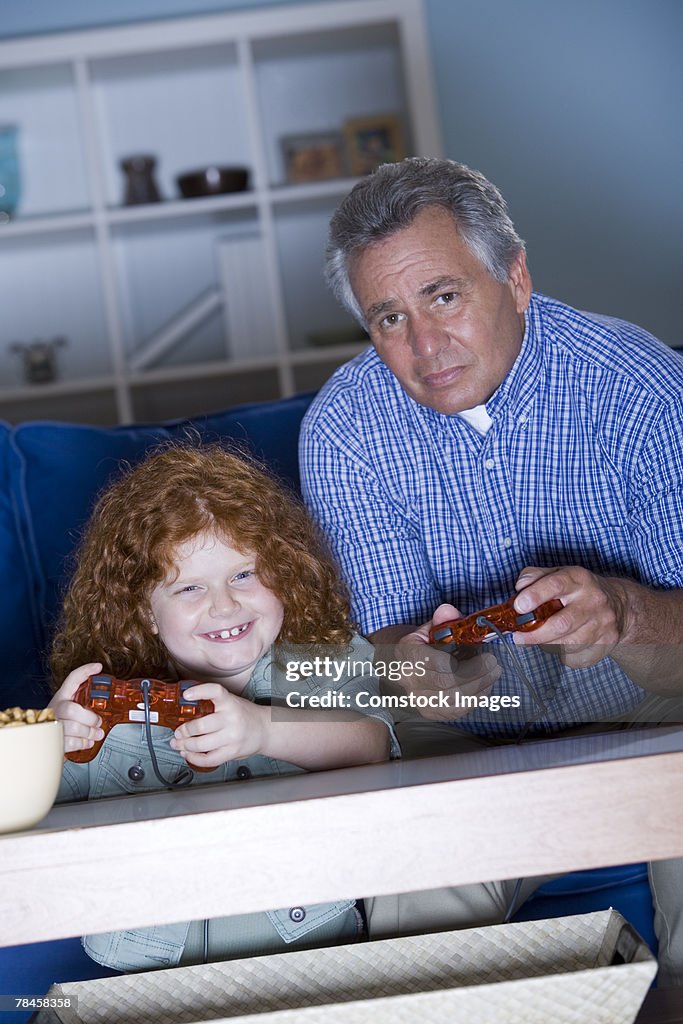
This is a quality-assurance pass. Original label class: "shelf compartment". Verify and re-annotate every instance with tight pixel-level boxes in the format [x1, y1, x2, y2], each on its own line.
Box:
[252, 21, 410, 188]
[0, 231, 111, 390]
[111, 211, 279, 372]
[88, 43, 252, 210]
[0, 63, 91, 218]
[273, 197, 364, 352]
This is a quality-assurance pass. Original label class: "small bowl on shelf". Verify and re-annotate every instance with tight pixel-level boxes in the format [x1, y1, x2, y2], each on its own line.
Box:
[0, 713, 63, 833]
[176, 165, 250, 199]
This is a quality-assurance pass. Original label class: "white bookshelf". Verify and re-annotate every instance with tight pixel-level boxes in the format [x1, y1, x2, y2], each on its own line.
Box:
[0, 0, 442, 424]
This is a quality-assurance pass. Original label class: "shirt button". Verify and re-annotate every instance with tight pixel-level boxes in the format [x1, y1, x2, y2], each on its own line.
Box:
[236, 765, 252, 780]
[518, 414, 528, 426]
[503, 537, 512, 548]
[289, 907, 306, 923]
[484, 458, 495, 470]
[128, 764, 145, 783]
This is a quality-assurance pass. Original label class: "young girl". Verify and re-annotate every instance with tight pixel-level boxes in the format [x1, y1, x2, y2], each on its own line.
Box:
[49, 443, 397, 972]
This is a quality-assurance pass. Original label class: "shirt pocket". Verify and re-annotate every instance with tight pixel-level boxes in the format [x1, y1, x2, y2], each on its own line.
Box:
[266, 899, 356, 944]
[82, 920, 191, 971]
[89, 726, 199, 798]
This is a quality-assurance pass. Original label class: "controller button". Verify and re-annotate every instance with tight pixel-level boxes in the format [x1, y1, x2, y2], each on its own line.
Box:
[127, 764, 145, 783]
[179, 681, 198, 706]
[431, 626, 453, 642]
[515, 611, 536, 626]
[236, 765, 252, 780]
[289, 907, 306, 923]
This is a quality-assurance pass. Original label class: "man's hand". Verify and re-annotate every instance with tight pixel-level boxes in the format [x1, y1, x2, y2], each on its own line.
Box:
[171, 683, 268, 769]
[512, 566, 683, 692]
[373, 603, 502, 721]
[48, 662, 105, 753]
[512, 566, 629, 668]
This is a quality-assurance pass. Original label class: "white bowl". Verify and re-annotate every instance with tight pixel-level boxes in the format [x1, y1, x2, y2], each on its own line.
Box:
[0, 720, 64, 833]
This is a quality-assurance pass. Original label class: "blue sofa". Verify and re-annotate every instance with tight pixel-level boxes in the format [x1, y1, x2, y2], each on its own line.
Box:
[1, 393, 315, 712]
[0, 390, 658, 1012]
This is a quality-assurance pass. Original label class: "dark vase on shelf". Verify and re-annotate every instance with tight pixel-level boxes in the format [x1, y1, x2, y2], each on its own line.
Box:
[120, 154, 162, 205]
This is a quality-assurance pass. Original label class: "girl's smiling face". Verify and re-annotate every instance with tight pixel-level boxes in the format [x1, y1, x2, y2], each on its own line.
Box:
[148, 530, 284, 693]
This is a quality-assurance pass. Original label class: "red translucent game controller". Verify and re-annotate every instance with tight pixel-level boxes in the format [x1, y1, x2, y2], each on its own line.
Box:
[428, 596, 563, 649]
[65, 674, 215, 771]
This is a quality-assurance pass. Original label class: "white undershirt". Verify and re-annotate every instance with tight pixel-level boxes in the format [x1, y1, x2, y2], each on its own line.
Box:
[457, 404, 493, 435]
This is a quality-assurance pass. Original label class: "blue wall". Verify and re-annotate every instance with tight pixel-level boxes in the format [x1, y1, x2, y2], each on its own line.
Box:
[425, 0, 682, 344]
[1, 0, 680, 343]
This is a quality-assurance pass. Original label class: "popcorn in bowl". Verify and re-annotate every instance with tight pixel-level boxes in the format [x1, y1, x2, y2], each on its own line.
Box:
[0, 706, 64, 833]
[0, 706, 56, 727]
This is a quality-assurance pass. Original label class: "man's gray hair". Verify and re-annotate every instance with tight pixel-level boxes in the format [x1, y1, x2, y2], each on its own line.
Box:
[325, 157, 526, 325]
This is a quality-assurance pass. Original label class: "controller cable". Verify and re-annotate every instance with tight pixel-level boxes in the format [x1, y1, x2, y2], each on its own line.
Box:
[141, 679, 194, 788]
[475, 615, 550, 721]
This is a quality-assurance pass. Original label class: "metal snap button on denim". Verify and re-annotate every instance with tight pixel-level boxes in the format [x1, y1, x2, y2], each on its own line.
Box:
[128, 763, 145, 782]
[289, 907, 306, 923]
[236, 765, 252, 780]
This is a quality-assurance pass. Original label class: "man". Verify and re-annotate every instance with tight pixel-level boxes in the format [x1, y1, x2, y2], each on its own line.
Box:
[299, 157, 683, 983]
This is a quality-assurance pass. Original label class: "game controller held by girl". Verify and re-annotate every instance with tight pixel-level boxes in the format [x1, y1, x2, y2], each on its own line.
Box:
[65, 674, 215, 770]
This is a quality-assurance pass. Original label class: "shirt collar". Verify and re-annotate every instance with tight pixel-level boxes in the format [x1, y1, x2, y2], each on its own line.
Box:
[485, 292, 545, 419]
[238, 651, 272, 703]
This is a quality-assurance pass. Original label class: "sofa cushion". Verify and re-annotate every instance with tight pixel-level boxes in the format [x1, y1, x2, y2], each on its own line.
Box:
[7, 392, 316, 704]
[0, 423, 46, 706]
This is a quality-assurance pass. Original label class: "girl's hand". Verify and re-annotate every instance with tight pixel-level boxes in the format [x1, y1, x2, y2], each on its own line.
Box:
[48, 662, 105, 753]
[170, 683, 269, 769]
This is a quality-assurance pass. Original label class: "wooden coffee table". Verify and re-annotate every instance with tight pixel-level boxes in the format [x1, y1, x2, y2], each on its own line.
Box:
[1, 725, 682, 946]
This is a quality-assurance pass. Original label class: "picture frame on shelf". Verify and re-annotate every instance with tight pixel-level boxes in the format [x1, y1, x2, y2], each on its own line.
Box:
[280, 132, 346, 184]
[343, 114, 407, 176]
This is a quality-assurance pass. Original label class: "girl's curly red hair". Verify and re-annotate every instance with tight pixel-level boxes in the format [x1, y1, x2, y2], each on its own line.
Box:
[50, 444, 354, 686]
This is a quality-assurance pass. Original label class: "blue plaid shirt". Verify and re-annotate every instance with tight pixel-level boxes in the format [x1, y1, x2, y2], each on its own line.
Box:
[300, 293, 683, 738]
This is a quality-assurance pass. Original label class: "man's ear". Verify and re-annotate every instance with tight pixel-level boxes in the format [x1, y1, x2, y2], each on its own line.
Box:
[508, 249, 533, 314]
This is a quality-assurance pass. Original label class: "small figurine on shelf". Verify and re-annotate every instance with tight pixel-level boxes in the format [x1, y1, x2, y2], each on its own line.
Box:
[120, 154, 162, 205]
[10, 336, 68, 385]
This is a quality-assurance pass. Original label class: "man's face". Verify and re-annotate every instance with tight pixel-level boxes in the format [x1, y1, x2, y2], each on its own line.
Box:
[349, 206, 532, 414]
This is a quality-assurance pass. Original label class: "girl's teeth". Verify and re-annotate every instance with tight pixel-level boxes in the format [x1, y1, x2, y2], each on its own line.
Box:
[213, 625, 247, 639]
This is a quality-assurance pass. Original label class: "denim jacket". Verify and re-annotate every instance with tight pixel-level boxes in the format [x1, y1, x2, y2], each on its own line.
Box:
[58, 634, 399, 971]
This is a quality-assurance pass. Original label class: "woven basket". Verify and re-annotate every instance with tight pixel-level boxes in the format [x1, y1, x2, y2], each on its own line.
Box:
[36, 910, 656, 1024]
